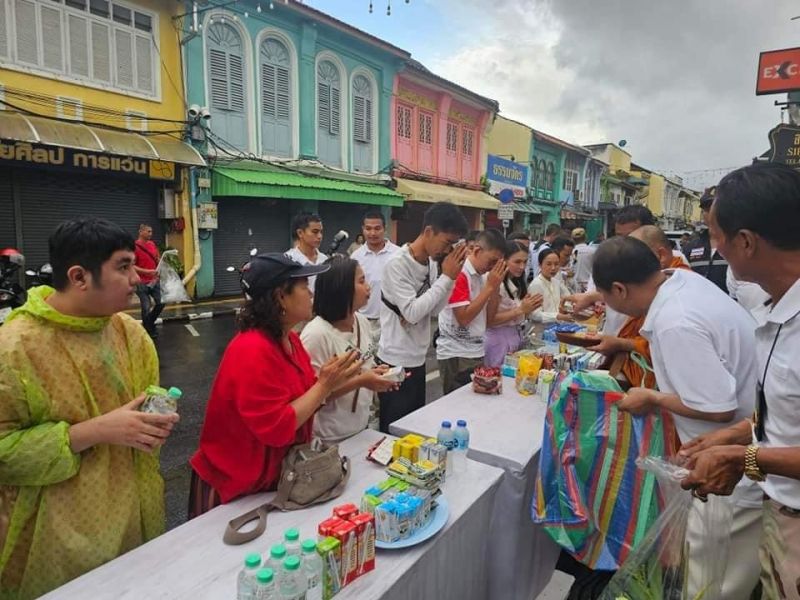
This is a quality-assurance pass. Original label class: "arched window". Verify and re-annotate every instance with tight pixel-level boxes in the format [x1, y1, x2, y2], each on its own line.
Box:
[260, 37, 293, 157]
[352, 73, 374, 173]
[317, 59, 342, 167]
[206, 22, 248, 150]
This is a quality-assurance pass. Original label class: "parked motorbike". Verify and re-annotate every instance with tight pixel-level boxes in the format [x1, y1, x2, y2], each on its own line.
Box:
[0, 249, 28, 325]
[25, 263, 54, 288]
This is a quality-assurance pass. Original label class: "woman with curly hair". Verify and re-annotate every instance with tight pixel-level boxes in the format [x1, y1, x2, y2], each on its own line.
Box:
[188, 254, 361, 517]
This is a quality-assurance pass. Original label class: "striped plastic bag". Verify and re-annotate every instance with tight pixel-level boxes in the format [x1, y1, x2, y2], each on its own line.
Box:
[532, 370, 676, 571]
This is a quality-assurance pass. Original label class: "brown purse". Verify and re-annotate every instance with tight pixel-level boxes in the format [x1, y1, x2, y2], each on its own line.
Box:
[223, 441, 350, 545]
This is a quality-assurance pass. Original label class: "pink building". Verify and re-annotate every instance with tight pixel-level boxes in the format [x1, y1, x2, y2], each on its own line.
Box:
[390, 61, 500, 243]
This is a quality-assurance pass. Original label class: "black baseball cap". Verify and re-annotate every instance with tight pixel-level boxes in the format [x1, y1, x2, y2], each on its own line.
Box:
[240, 253, 330, 298]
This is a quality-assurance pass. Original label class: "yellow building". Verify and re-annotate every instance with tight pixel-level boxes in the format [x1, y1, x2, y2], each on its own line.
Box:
[630, 165, 666, 219]
[586, 143, 631, 177]
[0, 0, 204, 288]
[487, 115, 533, 164]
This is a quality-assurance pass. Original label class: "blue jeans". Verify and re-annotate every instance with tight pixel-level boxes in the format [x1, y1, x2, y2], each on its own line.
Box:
[136, 282, 164, 331]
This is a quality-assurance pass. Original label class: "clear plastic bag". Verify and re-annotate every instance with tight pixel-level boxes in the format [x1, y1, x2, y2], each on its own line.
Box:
[600, 456, 732, 600]
[157, 261, 190, 304]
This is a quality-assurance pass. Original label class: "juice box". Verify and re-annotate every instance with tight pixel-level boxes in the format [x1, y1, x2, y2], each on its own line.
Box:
[333, 520, 358, 586]
[360, 494, 382, 515]
[350, 512, 376, 576]
[318, 517, 344, 541]
[332, 503, 359, 521]
[317, 536, 342, 600]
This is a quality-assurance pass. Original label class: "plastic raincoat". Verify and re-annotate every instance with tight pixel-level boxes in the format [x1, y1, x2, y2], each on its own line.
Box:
[0, 287, 163, 599]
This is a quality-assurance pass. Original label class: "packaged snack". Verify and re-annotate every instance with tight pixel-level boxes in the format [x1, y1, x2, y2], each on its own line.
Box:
[472, 365, 502, 394]
[375, 502, 399, 543]
[333, 503, 359, 521]
[317, 536, 342, 600]
[360, 494, 382, 515]
[318, 517, 345, 541]
[333, 520, 358, 585]
[395, 505, 414, 539]
[516, 354, 543, 395]
[536, 369, 557, 401]
[350, 512, 376, 576]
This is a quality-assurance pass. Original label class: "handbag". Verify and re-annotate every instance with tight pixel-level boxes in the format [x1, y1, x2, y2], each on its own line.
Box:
[223, 441, 350, 545]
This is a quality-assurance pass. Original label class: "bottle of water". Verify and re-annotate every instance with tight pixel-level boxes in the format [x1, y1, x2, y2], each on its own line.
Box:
[237, 553, 262, 600]
[437, 421, 456, 474]
[283, 528, 301, 557]
[253, 568, 277, 600]
[301, 539, 323, 600]
[140, 385, 182, 414]
[266, 544, 287, 581]
[453, 420, 470, 473]
[279, 555, 307, 600]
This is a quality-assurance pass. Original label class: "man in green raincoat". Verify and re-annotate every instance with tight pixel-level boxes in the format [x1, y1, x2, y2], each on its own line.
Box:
[0, 217, 179, 599]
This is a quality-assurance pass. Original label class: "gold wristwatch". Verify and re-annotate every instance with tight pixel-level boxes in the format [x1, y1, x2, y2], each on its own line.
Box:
[744, 445, 766, 482]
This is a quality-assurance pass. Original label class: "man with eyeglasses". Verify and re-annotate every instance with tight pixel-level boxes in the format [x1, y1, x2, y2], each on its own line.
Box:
[681, 163, 800, 598]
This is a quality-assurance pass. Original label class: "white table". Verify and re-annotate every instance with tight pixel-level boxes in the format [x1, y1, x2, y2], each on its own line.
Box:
[390, 381, 561, 600]
[43, 429, 503, 600]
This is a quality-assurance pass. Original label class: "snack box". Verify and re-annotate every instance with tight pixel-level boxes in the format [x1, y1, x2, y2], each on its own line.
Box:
[333, 520, 359, 586]
[350, 512, 376, 575]
[317, 536, 342, 600]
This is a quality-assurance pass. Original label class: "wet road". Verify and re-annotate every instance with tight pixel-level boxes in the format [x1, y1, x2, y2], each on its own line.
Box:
[154, 314, 442, 530]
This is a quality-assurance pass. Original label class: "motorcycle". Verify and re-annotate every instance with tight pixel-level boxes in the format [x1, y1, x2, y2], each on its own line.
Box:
[0, 249, 28, 325]
[25, 262, 54, 288]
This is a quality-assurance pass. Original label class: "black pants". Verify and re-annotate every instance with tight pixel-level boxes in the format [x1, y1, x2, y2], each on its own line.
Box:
[377, 363, 426, 433]
[136, 282, 164, 332]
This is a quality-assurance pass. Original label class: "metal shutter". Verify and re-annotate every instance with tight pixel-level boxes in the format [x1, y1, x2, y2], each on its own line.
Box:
[0, 168, 16, 249]
[213, 198, 290, 296]
[318, 203, 372, 255]
[16, 169, 160, 268]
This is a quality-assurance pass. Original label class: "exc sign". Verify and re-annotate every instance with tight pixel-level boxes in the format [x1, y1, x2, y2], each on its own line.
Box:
[757, 47, 800, 95]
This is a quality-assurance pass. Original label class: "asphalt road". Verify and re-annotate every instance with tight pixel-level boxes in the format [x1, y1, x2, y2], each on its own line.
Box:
[155, 314, 442, 530]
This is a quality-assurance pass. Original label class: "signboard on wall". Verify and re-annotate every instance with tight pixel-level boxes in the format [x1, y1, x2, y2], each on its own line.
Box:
[767, 123, 800, 169]
[757, 47, 800, 95]
[198, 202, 219, 229]
[497, 205, 515, 220]
[486, 154, 529, 199]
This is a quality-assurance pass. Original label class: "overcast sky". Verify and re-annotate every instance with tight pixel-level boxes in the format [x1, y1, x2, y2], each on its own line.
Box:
[307, 0, 799, 189]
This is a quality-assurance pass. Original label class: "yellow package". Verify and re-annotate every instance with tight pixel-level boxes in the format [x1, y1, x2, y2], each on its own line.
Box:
[516, 354, 543, 396]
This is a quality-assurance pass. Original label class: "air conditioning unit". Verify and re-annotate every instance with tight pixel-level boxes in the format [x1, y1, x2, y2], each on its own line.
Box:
[158, 188, 177, 219]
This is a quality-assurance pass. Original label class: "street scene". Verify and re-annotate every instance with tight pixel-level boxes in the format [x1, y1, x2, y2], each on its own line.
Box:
[2, 1, 800, 600]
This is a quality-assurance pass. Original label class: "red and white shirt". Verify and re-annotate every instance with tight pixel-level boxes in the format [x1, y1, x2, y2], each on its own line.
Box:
[436, 259, 487, 360]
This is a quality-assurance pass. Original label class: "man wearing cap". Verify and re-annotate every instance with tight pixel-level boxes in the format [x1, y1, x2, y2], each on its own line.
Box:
[684, 187, 729, 293]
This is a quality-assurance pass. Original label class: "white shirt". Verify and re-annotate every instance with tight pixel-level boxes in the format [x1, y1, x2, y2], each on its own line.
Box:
[571, 243, 595, 286]
[756, 277, 800, 509]
[436, 259, 488, 360]
[300, 314, 375, 443]
[285, 246, 329, 293]
[351, 240, 401, 320]
[528, 274, 570, 322]
[529, 241, 550, 279]
[639, 269, 761, 508]
[727, 269, 771, 314]
[378, 245, 454, 368]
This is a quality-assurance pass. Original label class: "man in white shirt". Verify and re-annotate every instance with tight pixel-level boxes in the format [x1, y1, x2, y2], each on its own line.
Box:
[529, 223, 561, 281]
[285, 212, 328, 292]
[437, 229, 507, 394]
[680, 163, 800, 598]
[351, 210, 400, 341]
[592, 236, 762, 599]
[570, 227, 595, 292]
[377, 202, 468, 432]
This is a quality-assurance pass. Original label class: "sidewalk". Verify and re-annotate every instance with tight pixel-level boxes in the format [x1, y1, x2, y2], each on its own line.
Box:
[125, 296, 242, 323]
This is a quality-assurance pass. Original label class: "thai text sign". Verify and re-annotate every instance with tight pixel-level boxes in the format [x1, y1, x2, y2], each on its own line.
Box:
[486, 154, 529, 199]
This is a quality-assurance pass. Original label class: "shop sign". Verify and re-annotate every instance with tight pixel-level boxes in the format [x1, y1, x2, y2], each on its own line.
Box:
[198, 202, 219, 229]
[486, 154, 529, 199]
[757, 47, 800, 95]
[767, 123, 800, 169]
[497, 205, 515, 220]
[0, 139, 177, 181]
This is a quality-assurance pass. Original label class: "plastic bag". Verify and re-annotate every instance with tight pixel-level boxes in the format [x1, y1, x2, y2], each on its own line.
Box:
[600, 457, 732, 600]
[515, 354, 542, 395]
[158, 261, 191, 304]
[533, 370, 677, 570]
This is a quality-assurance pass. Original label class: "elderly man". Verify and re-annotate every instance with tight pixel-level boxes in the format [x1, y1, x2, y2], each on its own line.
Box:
[681, 162, 800, 599]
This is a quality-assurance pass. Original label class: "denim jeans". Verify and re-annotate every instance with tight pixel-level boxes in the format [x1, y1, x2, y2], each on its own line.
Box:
[136, 282, 164, 331]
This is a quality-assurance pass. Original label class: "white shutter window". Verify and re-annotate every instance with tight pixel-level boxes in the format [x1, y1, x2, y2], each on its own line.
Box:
[91, 21, 110, 82]
[228, 54, 244, 112]
[261, 63, 276, 118]
[41, 5, 64, 71]
[68, 14, 89, 77]
[318, 81, 330, 131]
[276, 66, 290, 121]
[135, 33, 152, 94]
[0, 0, 8, 58]
[114, 28, 133, 88]
[353, 95, 365, 143]
[208, 48, 229, 109]
[15, 0, 38, 65]
[330, 85, 340, 135]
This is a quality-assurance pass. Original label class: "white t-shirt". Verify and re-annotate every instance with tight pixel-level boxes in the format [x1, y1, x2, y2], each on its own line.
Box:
[285, 246, 329, 292]
[726, 269, 771, 314]
[528, 274, 570, 322]
[529, 241, 550, 279]
[351, 240, 401, 320]
[436, 259, 488, 360]
[571, 243, 595, 286]
[639, 269, 761, 508]
[755, 278, 800, 509]
[300, 313, 375, 443]
[378, 245, 454, 368]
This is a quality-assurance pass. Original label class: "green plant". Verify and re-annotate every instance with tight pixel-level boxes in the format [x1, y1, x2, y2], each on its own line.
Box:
[157, 244, 185, 278]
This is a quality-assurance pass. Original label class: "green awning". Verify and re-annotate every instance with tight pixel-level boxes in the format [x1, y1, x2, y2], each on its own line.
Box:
[212, 165, 403, 207]
[512, 202, 542, 215]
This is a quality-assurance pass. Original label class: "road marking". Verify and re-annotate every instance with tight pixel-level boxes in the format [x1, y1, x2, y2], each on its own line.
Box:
[426, 370, 439, 382]
[185, 324, 200, 337]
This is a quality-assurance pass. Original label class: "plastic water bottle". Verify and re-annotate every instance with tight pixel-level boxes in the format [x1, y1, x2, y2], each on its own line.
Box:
[279, 555, 307, 600]
[301, 538, 323, 600]
[453, 420, 470, 473]
[253, 568, 277, 600]
[140, 385, 182, 414]
[266, 544, 287, 580]
[283, 528, 301, 557]
[437, 421, 456, 474]
[237, 553, 262, 600]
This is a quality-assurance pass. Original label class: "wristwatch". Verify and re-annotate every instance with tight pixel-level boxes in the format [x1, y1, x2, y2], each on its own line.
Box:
[744, 445, 766, 482]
